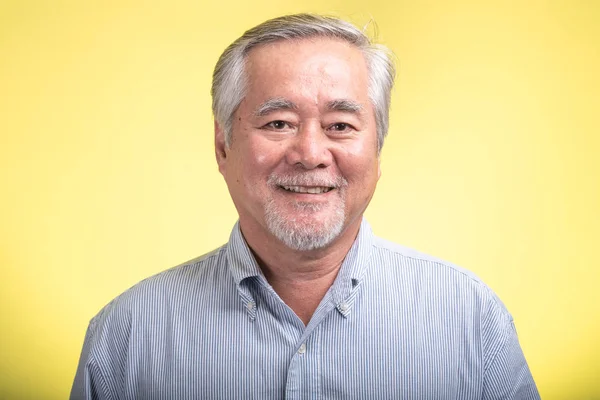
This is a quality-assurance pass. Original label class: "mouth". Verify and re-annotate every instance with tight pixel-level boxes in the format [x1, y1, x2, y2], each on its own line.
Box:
[279, 185, 335, 194]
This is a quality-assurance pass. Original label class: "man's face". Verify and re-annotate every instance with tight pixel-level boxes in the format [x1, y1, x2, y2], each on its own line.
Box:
[216, 38, 381, 251]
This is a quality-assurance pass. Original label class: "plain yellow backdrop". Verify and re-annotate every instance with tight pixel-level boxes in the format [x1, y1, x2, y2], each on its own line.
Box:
[1, 0, 598, 398]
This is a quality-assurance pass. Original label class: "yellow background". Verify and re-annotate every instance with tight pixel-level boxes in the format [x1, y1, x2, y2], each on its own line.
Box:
[1, 0, 598, 398]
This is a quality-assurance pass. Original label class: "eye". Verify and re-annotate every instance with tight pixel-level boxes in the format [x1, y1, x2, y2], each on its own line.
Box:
[264, 120, 290, 130]
[327, 122, 354, 133]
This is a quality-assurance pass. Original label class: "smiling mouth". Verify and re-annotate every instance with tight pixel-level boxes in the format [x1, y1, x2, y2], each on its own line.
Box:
[280, 185, 334, 194]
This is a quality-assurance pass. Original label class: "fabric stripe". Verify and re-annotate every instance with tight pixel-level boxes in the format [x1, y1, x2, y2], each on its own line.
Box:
[70, 219, 540, 399]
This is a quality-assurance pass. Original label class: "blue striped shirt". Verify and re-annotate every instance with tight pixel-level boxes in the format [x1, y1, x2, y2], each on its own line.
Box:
[71, 219, 539, 399]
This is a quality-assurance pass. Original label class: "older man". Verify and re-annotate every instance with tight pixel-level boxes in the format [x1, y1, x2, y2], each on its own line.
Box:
[71, 14, 539, 399]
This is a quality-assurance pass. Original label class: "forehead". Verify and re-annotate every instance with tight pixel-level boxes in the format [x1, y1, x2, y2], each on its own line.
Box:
[243, 38, 370, 103]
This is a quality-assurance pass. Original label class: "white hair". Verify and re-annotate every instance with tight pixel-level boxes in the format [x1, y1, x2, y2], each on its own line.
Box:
[211, 13, 396, 152]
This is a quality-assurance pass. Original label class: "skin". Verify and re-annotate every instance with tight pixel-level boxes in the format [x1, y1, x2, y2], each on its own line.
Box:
[215, 38, 381, 325]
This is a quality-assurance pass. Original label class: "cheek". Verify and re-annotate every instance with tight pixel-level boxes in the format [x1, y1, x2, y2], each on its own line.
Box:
[347, 158, 379, 186]
[337, 144, 379, 180]
[336, 151, 380, 203]
[234, 138, 285, 187]
[248, 138, 287, 168]
[255, 152, 268, 165]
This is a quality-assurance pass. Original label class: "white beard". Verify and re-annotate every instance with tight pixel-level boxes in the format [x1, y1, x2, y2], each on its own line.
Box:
[264, 173, 348, 251]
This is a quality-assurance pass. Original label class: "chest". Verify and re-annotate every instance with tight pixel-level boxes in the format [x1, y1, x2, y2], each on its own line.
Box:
[122, 299, 483, 400]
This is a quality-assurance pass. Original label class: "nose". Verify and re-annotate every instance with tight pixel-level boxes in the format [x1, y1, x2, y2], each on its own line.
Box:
[285, 122, 333, 169]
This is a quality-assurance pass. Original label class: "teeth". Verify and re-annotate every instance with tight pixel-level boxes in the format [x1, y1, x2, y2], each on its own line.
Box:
[282, 185, 331, 194]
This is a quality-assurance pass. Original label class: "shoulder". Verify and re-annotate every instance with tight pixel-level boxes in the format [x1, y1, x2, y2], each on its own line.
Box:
[372, 236, 482, 281]
[369, 235, 511, 317]
[88, 245, 229, 333]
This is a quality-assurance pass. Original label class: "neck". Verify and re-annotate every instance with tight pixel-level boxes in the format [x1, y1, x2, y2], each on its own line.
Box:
[240, 216, 362, 325]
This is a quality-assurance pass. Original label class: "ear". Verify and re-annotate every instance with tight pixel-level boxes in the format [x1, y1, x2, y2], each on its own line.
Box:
[214, 120, 228, 176]
[376, 150, 382, 180]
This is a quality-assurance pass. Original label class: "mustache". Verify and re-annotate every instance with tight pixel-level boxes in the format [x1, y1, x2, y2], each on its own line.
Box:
[267, 173, 348, 188]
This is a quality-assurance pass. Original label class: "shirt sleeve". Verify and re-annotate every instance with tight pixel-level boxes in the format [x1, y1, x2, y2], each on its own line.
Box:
[70, 318, 113, 400]
[482, 300, 540, 399]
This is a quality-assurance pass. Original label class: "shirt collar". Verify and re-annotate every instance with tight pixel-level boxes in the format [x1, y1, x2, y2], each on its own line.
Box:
[330, 218, 374, 304]
[226, 218, 375, 291]
[226, 221, 264, 286]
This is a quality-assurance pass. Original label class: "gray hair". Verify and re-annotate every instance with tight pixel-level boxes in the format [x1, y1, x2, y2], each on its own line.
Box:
[211, 13, 396, 152]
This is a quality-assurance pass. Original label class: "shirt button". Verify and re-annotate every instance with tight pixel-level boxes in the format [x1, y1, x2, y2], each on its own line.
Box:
[246, 302, 255, 311]
[339, 303, 349, 313]
[298, 343, 306, 354]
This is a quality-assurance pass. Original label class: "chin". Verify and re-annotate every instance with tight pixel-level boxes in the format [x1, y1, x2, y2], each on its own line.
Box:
[264, 200, 346, 251]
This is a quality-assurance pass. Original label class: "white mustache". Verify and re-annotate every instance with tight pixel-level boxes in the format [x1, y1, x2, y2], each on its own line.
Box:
[268, 173, 348, 188]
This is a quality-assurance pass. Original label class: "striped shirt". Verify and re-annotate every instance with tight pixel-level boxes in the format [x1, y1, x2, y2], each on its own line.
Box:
[71, 219, 539, 399]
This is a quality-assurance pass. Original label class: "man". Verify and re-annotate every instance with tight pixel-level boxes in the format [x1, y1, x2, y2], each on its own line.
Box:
[71, 14, 540, 399]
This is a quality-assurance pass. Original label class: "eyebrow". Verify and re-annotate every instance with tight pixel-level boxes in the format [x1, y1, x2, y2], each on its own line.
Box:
[326, 99, 364, 114]
[254, 98, 298, 117]
[253, 97, 364, 117]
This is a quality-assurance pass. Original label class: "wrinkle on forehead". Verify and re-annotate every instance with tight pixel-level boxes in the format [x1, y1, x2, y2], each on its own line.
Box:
[244, 38, 371, 113]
